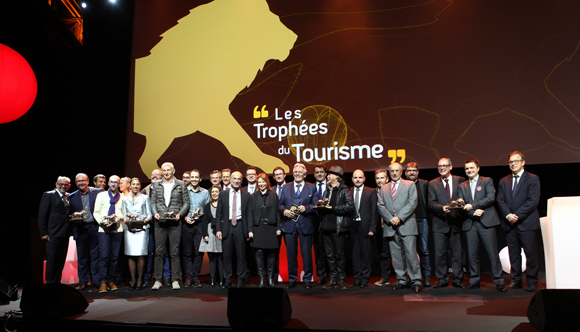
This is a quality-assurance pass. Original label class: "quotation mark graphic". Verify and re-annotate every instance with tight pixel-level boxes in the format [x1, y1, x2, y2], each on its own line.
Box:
[253, 105, 269, 118]
[388, 149, 406, 163]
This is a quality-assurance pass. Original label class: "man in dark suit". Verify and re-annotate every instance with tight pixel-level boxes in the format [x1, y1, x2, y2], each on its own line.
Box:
[458, 159, 506, 292]
[242, 166, 257, 194]
[38, 176, 72, 285]
[497, 151, 541, 292]
[428, 158, 466, 288]
[377, 163, 422, 293]
[216, 171, 251, 289]
[404, 162, 432, 287]
[279, 162, 319, 289]
[312, 164, 328, 285]
[69, 173, 103, 290]
[350, 169, 377, 288]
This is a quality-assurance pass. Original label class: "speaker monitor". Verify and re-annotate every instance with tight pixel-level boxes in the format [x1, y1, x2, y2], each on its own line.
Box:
[20, 283, 88, 318]
[527, 289, 580, 332]
[227, 287, 292, 330]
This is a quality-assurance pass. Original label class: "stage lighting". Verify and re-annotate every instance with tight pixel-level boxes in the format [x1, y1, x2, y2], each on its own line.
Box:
[109, 0, 117, 3]
[81, 2, 87, 8]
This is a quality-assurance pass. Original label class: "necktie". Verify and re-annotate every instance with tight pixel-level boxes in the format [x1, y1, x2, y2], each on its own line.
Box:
[391, 181, 397, 200]
[277, 186, 282, 197]
[512, 175, 519, 196]
[355, 188, 361, 219]
[62, 194, 69, 207]
[444, 178, 450, 200]
[295, 184, 301, 198]
[470, 179, 476, 200]
[231, 190, 237, 226]
[318, 183, 323, 200]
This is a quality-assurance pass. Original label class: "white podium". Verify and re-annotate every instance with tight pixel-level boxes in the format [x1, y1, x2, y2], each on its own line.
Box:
[540, 197, 580, 289]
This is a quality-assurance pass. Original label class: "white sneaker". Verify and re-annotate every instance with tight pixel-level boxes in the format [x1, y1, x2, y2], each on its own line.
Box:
[151, 281, 162, 290]
[172, 281, 181, 290]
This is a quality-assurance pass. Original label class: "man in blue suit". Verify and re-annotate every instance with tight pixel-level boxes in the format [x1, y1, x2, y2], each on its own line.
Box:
[497, 151, 541, 292]
[69, 173, 103, 290]
[279, 162, 319, 289]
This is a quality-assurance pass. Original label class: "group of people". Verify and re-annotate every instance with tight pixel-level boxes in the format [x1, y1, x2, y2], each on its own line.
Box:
[38, 150, 541, 294]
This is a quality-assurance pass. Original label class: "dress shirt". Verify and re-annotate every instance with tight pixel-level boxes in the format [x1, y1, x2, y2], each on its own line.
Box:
[512, 169, 524, 189]
[354, 185, 363, 221]
[228, 188, 242, 220]
[469, 175, 479, 200]
[246, 184, 256, 194]
[442, 175, 453, 196]
[187, 186, 210, 212]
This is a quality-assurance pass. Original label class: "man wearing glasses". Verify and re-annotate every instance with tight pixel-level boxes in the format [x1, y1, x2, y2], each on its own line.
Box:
[428, 158, 466, 288]
[38, 176, 72, 284]
[497, 151, 541, 292]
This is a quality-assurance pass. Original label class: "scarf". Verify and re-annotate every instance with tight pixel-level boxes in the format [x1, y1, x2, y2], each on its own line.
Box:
[108, 189, 121, 215]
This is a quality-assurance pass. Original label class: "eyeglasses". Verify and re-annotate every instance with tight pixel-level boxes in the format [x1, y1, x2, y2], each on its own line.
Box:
[109, 181, 120, 184]
[438, 164, 451, 168]
[508, 160, 522, 165]
[56, 183, 70, 187]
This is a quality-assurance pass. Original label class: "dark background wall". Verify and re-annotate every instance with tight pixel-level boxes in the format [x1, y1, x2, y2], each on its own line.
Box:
[0, 0, 578, 285]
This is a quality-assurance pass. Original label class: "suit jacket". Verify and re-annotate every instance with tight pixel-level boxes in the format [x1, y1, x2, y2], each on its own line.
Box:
[150, 179, 190, 218]
[278, 181, 319, 235]
[377, 179, 418, 237]
[414, 179, 429, 219]
[215, 188, 251, 238]
[351, 186, 377, 234]
[457, 176, 500, 231]
[428, 175, 466, 233]
[497, 171, 541, 232]
[69, 188, 102, 217]
[38, 189, 71, 239]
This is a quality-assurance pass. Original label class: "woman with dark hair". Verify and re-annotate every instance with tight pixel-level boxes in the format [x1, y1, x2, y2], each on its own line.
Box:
[122, 177, 151, 290]
[199, 185, 224, 287]
[247, 173, 281, 288]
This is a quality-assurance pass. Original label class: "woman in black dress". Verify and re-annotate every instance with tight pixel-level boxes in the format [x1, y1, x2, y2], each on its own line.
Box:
[247, 173, 281, 288]
[199, 185, 224, 287]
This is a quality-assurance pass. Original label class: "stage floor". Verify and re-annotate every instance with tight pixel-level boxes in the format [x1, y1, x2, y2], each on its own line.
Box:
[2, 274, 540, 332]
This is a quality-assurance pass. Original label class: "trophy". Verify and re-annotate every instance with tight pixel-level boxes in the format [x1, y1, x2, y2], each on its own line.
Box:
[101, 214, 119, 230]
[69, 210, 87, 222]
[314, 198, 331, 209]
[160, 210, 177, 221]
[188, 207, 204, 219]
[447, 198, 466, 210]
[125, 212, 145, 231]
[289, 205, 300, 221]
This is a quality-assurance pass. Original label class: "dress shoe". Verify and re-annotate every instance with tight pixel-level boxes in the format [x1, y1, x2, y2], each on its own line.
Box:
[338, 280, 348, 290]
[163, 278, 172, 287]
[360, 282, 369, 288]
[452, 282, 464, 289]
[322, 281, 338, 289]
[285, 281, 297, 289]
[143, 280, 151, 288]
[236, 281, 245, 288]
[413, 285, 422, 293]
[108, 282, 118, 291]
[350, 281, 361, 288]
[423, 276, 432, 287]
[192, 280, 202, 288]
[374, 278, 390, 286]
[129, 284, 137, 290]
[497, 284, 507, 292]
[76, 284, 88, 291]
[209, 278, 216, 288]
[151, 281, 162, 290]
[506, 282, 523, 290]
[392, 283, 409, 290]
[99, 283, 108, 293]
[221, 282, 231, 290]
[184, 280, 192, 288]
[304, 282, 313, 290]
[433, 281, 448, 288]
[526, 284, 537, 292]
[315, 277, 326, 285]
[462, 283, 480, 290]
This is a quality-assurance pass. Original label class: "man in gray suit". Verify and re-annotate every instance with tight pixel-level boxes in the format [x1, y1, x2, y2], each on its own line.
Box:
[458, 159, 506, 292]
[377, 163, 422, 293]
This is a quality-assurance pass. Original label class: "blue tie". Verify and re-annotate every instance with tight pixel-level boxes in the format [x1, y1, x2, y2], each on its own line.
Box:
[295, 184, 301, 198]
[318, 183, 323, 200]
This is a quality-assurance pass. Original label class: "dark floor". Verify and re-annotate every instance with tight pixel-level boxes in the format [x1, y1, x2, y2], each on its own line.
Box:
[1, 273, 544, 332]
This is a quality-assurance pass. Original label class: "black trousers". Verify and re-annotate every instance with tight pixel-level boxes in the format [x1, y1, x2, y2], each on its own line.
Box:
[45, 236, 70, 284]
[222, 224, 248, 284]
[181, 223, 203, 281]
[350, 223, 372, 283]
[322, 230, 347, 281]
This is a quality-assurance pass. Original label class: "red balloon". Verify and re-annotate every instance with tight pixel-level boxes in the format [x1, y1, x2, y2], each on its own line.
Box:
[0, 43, 38, 124]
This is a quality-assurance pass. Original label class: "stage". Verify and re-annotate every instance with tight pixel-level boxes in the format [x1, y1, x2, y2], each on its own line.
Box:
[1, 274, 540, 332]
